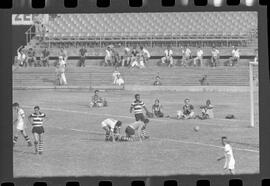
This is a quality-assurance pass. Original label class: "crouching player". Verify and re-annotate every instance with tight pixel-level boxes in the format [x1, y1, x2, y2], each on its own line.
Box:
[120, 119, 150, 142]
[177, 98, 195, 119]
[217, 136, 235, 175]
[101, 118, 122, 142]
[28, 106, 47, 154]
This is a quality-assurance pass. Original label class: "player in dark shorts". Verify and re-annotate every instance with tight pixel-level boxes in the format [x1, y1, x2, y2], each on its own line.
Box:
[28, 106, 48, 155]
[79, 46, 87, 67]
[130, 94, 150, 122]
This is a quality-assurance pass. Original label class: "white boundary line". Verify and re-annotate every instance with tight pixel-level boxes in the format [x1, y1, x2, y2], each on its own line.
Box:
[23, 105, 252, 127]
[23, 105, 259, 153]
[45, 123, 259, 154]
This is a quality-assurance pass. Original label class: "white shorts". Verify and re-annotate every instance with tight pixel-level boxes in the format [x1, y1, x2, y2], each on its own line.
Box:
[224, 159, 235, 170]
[16, 121, 25, 130]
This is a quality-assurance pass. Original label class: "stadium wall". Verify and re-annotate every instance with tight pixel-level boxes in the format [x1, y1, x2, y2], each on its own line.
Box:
[12, 25, 30, 57]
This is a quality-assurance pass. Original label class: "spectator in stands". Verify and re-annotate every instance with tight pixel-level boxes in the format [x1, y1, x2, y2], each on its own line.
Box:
[112, 67, 120, 84]
[152, 99, 164, 118]
[79, 46, 87, 67]
[228, 46, 240, 66]
[111, 47, 121, 67]
[211, 46, 220, 67]
[199, 75, 209, 86]
[177, 98, 195, 120]
[56, 56, 67, 86]
[254, 49, 258, 63]
[90, 90, 108, 108]
[140, 46, 151, 65]
[161, 46, 173, 67]
[131, 53, 145, 69]
[60, 47, 68, 64]
[26, 48, 36, 67]
[153, 72, 162, 86]
[130, 46, 139, 66]
[182, 46, 192, 66]
[15, 46, 26, 67]
[122, 47, 131, 67]
[104, 46, 112, 66]
[41, 47, 50, 67]
[193, 46, 203, 67]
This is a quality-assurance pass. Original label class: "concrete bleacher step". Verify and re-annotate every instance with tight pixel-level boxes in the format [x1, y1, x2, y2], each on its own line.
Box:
[13, 66, 254, 87]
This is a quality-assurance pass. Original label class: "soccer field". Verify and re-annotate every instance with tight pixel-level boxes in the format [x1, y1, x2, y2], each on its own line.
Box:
[13, 89, 259, 177]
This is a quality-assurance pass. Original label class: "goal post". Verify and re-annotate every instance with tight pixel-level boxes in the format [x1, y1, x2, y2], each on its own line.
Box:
[249, 61, 258, 128]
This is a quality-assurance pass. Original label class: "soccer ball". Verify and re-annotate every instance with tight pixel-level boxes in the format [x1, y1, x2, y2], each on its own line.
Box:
[193, 126, 200, 132]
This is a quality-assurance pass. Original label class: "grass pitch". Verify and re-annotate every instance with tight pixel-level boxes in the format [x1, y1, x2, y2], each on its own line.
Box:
[13, 89, 259, 177]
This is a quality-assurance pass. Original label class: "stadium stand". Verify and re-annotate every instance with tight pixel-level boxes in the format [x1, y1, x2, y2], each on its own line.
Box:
[25, 12, 257, 55]
[13, 66, 258, 87]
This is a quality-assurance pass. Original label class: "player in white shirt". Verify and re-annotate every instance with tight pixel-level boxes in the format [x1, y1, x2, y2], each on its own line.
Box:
[217, 136, 235, 175]
[101, 118, 122, 142]
[193, 46, 203, 67]
[161, 46, 173, 67]
[140, 46, 151, 64]
[13, 103, 32, 147]
[57, 56, 67, 85]
[182, 46, 192, 66]
[254, 49, 258, 63]
[211, 46, 220, 67]
[105, 46, 112, 66]
[228, 46, 240, 66]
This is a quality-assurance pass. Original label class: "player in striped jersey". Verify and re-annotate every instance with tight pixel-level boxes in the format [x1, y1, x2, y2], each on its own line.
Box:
[13, 103, 32, 147]
[120, 119, 150, 142]
[28, 106, 47, 154]
[130, 94, 150, 122]
[101, 118, 122, 142]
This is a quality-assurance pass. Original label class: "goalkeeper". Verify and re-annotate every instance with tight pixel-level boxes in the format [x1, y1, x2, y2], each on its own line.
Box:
[130, 94, 152, 122]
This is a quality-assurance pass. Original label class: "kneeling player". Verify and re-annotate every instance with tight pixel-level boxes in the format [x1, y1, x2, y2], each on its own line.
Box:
[121, 119, 150, 142]
[197, 99, 214, 120]
[101, 118, 122, 142]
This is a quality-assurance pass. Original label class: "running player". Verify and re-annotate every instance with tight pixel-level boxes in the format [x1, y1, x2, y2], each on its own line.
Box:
[101, 118, 122, 142]
[13, 103, 32, 147]
[120, 119, 150, 141]
[217, 136, 235, 175]
[28, 106, 47, 154]
[130, 94, 150, 122]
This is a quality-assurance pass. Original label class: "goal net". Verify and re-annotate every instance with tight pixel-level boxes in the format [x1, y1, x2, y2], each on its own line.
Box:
[249, 61, 258, 128]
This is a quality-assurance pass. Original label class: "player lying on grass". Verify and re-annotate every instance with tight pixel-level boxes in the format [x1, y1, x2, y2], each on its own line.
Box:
[101, 118, 122, 142]
[177, 98, 195, 119]
[28, 106, 48, 154]
[13, 103, 32, 147]
[152, 99, 164, 118]
[217, 136, 235, 175]
[90, 90, 108, 108]
[196, 99, 214, 120]
[119, 119, 150, 142]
